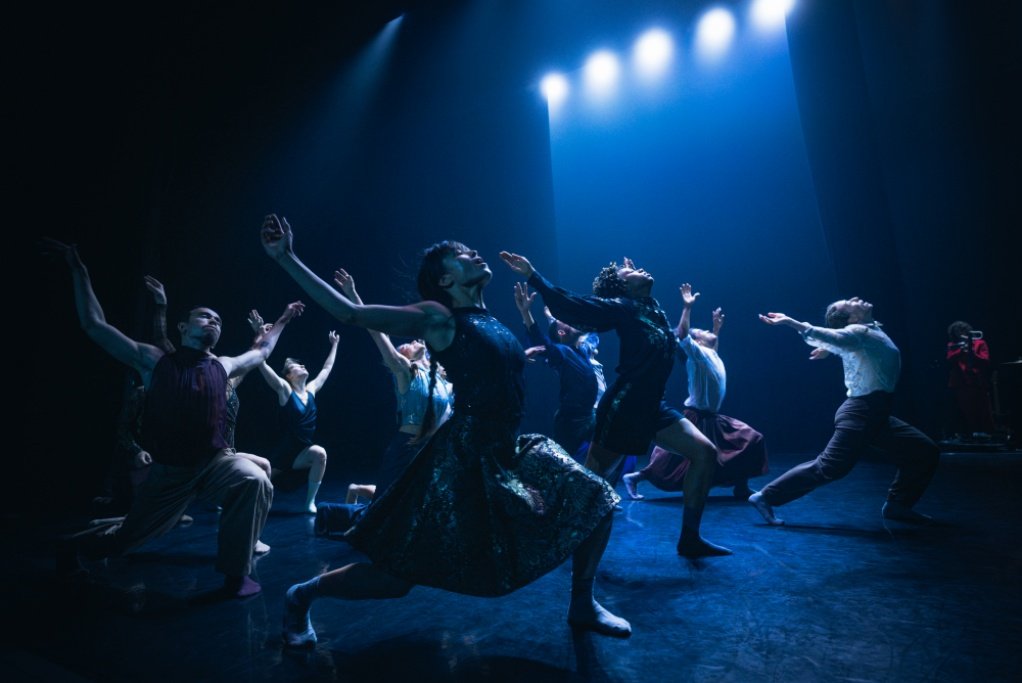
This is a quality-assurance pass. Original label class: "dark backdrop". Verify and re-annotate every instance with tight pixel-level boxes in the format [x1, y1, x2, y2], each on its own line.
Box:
[21, 0, 1019, 519]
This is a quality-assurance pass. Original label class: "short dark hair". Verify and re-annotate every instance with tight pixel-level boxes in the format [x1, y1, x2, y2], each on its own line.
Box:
[417, 241, 470, 307]
[593, 263, 628, 298]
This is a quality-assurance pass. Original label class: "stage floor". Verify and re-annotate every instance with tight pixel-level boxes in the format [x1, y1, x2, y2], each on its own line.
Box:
[5, 450, 1020, 682]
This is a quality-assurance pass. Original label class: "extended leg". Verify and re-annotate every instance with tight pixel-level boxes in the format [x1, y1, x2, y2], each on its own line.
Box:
[283, 562, 413, 647]
[567, 512, 631, 638]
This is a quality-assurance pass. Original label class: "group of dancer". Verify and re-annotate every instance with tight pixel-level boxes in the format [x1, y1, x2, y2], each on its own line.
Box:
[45, 215, 941, 645]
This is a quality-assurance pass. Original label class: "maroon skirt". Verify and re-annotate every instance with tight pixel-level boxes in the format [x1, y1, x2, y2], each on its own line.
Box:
[641, 408, 767, 491]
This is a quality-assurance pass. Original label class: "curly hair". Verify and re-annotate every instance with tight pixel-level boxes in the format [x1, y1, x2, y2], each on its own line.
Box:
[824, 301, 851, 329]
[592, 263, 628, 298]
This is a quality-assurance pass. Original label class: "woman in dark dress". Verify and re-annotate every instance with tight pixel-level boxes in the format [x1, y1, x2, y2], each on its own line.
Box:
[500, 252, 729, 559]
[260, 214, 629, 647]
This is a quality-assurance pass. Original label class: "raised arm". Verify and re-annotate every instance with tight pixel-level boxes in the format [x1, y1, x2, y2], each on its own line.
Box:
[218, 300, 304, 381]
[514, 282, 557, 350]
[41, 238, 163, 377]
[333, 268, 413, 387]
[307, 330, 340, 395]
[513, 282, 538, 329]
[712, 307, 724, 337]
[144, 275, 176, 354]
[676, 283, 699, 339]
[261, 214, 454, 348]
[226, 310, 272, 390]
[500, 250, 627, 331]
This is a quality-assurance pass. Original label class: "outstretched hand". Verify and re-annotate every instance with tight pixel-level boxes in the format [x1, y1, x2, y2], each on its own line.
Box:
[261, 214, 293, 259]
[328, 330, 340, 345]
[759, 312, 795, 327]
[680, 283, 700, 307]
[499, 251, 534, 279]
[524, 345, 546, 361]
[280, 300, 306, 323]
[143, 275, 168, 306]
[712, 307, 724, 333]
[809, 347, 831, 361]
[513, 282, 536, 315]
[247, 309, 266, 334]
[333, 268, 357, 299]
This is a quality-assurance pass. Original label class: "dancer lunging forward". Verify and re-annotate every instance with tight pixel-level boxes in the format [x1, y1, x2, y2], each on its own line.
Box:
[261, 215, 629, 647]
[624, 283, 767, 501]
[749, 297, 939, 526]
[500, 252, 729, 559]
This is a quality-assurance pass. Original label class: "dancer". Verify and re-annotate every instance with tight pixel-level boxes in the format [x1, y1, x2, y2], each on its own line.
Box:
[500, 252, 728, 558]
[260, 214, 628, 647]
[513, 282, 598, 462]
[45, 237, 301, 597]
[749, 297, 940, 526]
[624, 284, 767, 501]
[313, 268, 454, 536]
[256, 329, 339, 513]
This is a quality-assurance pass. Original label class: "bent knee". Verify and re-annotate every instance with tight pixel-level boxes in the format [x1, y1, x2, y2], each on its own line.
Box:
[311, 445, 328, 463]
[690, 441, 718, 466]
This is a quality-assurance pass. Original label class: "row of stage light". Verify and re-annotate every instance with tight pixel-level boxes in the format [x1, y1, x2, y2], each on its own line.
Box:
[540, 0, 795, 109]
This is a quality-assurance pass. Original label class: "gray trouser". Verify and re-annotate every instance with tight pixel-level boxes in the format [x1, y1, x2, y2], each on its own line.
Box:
[82, 449, 273, 577]
[760, 392, 939, 508]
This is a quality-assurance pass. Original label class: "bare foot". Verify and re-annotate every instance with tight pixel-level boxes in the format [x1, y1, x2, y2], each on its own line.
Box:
[748, 491, 784, 526]
[224, 575, 261, 598]
[567, 599, 631, 638]
[283, 585, 318, 648]
[882, 501, 933, 524]
[622, 472, 644, 500]
[676, 536, 733, 558]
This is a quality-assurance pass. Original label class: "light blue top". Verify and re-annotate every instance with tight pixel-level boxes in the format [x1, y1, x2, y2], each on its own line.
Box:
[398, 366, 454, 426]
[801, 322, 900, 397]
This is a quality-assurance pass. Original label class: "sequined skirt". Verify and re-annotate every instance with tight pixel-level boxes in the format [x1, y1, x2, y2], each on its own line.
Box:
[345, 414, 619, 597]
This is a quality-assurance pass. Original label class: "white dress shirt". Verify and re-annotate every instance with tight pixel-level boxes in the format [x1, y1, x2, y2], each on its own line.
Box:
[801, 322, 900, 397]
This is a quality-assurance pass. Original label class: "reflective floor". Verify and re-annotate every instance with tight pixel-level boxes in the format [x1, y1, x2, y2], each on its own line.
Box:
[5, 450, 1021, 682]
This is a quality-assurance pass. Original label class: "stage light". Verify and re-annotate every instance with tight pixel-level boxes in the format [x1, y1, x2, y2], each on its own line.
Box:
[541, 73, 569, 108]
[751, 0, 794, 31]
[695, 7, 736, 59]
[583, 50, 620, 95]
[633, 29, 674, 79]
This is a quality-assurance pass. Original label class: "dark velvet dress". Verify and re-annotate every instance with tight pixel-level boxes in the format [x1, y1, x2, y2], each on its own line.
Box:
[345, 306, 618, 597]
[528, 272, 682, 455]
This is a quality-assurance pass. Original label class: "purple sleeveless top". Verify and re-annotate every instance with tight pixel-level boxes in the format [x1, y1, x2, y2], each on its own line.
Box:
[142, 347, 229, 466]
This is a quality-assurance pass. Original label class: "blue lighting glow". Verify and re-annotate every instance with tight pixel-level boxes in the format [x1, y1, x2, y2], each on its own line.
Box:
[750, 0, 795, 32]
[695, 7, 736, 60]
[583, 50, 621, 96]
[541, 72, 569, 108]
[633, 29, 674, 79]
